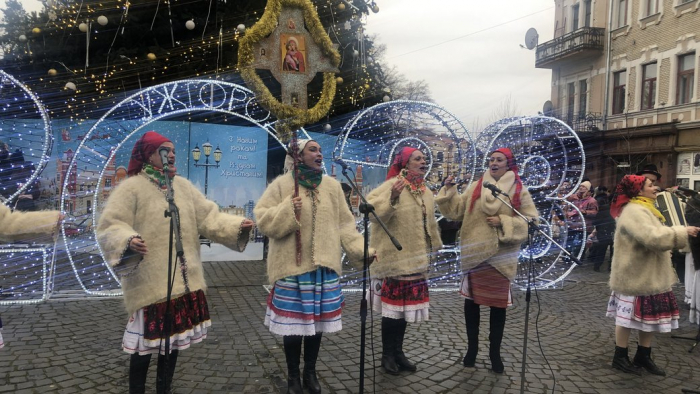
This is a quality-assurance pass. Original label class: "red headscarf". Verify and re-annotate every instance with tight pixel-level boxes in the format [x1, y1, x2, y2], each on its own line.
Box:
[127, 131, 174, 176]
[469, 147, 523, 213]
[386, 147, 418, 180]
[610, 174, 646, 218]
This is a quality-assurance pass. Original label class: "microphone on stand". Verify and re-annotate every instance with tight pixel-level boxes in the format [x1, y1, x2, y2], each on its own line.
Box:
[159, 147, 170, 174]
[483, 181, 505, 195]
[677, 186, 699, 195]
[333, 156, 350, 171]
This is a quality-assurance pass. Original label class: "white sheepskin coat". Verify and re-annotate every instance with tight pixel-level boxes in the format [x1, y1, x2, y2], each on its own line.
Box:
[435, 172, 538, 281]
[0, 203, 60, 242]
[254, 173, 367, 284]
[609, 202, 687, 296]
[97, 175, 250, 315]
[366, 178, 442, 279]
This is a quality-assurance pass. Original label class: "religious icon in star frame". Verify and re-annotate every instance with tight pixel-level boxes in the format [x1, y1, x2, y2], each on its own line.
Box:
[281, 34, 307, 73]
[291, 93, 300, 108]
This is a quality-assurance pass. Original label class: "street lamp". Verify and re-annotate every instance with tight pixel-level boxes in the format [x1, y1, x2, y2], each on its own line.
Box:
[191, 141, 222, 196]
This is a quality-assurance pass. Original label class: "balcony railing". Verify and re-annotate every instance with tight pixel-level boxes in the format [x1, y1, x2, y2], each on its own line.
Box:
[536, 27, 605, 68]
[546, 111, 603, 134]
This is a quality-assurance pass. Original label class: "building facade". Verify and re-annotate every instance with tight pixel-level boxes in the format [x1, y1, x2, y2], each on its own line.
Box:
[537, 0, 700, 189]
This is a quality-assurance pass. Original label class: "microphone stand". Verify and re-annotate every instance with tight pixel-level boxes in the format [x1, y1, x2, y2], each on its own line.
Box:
[160, 156, 184, 394]
[487, 189, 580, 394]
[672, 196, 700, 355]
[338, 165, 401, 394]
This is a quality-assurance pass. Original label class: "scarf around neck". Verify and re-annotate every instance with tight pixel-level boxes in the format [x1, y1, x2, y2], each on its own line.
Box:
[398, 168, 426, 196]
[296, 163, 323, 189]
[141, 163, 170, 191]
[629, 196, 665, 223]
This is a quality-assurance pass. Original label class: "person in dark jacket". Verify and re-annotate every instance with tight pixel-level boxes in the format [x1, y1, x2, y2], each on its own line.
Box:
[590, 188, 615, 272]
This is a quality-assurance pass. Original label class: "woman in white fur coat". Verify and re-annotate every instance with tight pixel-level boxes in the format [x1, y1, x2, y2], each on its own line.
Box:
[0, 203, 62, 349]
[436, 148, 538, 373]
[606, 174, 700, 376]
[254, 139, 370, 394]
[97, 131, 254, 394]
[366, 146, 441, 375]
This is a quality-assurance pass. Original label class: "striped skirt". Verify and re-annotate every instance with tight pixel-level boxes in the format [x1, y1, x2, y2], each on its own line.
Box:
[369, 275, 430, 323]
[460, 262, 512, 308]
[606, 291, 680, 333]
[265, 267, 344, 336]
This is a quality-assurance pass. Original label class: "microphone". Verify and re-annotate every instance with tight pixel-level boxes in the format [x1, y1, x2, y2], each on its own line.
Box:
[159, 147, 170, 173]
[483, 181, 504, 195]
[333, 157, 350, 171]
[677, 186, 699, 195]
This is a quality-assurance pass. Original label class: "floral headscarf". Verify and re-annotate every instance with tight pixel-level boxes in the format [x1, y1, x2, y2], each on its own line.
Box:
[469, 148, 523, 213]
[610, 174, 646, 218]
[127, 131, 175, 176]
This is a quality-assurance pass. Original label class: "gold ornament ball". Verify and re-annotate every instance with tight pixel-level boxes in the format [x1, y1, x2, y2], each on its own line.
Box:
[32, 27, 41, 34]
[336, 77, 343, 85]
[48, 69, 57, 76]
[65, 82, 77, 91]
[185, 20, 195, 30]
[338, 3, 346, 11]
[371, 4, 380, 13]
[364, 83, 370, 90]
[147, 53, 157, 61]
[78, 23, 88, 33]
[18, 35, 27, 42]
[383, 95, 391, 102]
[97, 15, 108, 26]
[237, 24, 246, 33]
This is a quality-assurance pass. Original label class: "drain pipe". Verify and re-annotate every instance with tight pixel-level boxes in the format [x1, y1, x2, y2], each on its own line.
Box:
[602, 0, 614, 131]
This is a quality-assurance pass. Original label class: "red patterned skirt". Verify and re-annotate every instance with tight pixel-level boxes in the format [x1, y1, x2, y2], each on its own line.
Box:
[370, 274, 430, 323]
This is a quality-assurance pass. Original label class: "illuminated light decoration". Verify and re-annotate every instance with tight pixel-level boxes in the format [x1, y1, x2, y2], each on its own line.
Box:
[474, 115, 585, 290]
[0, 245, 53, 305]
[59, 79, 311, 297]
[0, 70, 53, 205]
[332, 100, 477, 288]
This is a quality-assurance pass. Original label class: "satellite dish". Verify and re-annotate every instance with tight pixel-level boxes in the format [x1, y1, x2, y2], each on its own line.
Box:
[543, 100, 554, 115]
[525, 28, 539, 50]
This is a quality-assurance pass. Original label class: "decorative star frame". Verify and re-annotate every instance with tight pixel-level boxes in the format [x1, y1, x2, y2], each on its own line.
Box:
[238, 0, 341, 141]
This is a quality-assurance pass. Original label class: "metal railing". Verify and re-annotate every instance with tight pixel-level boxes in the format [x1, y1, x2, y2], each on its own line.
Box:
[536, 27, 605, 67]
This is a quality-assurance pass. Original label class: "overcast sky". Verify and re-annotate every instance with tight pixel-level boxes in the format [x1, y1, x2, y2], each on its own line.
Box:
[365, 0, 555, 131]
[7, 0, 556, 132]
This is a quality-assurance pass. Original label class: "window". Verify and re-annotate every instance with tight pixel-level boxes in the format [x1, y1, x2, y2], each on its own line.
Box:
[105, 178, 112, 188]
[572, 4, 580, 31]
[641, 63, 657, 109]
[579, 80, 588, 118]
[567, 82, 576, 124]
[584, 0, 592, 27]
[612, 70, 626, 114]
[616, 0, 628, 27]
[646, 0, 658, 16]
[677, 53, 695, 105]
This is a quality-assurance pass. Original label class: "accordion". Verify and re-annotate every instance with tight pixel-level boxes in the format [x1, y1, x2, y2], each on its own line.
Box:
[655, 191, 686, 227]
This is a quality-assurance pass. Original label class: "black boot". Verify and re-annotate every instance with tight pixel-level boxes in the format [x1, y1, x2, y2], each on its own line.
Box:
[612, 346, 642, 375]
[283, 336, 304, 394]
[633, 345, 665, 376]
[129, 353, 152, 394]
[156, 350, 178, 394]
[394, 319, 417, 372]
[463, 299, 480, 367]
[489, 307, 506, 373]
[303, 333, 323, 394]
[381, 317, 400, 375]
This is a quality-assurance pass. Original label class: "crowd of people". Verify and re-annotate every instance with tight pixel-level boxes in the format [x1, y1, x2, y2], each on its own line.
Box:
[5, 130, 700, 393]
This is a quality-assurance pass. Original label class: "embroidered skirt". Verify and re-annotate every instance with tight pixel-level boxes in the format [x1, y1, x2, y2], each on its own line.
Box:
[265, 267, 344, 336]
[122, 289, 211, 355]
[369, 274, 430, 323]
[0, 330, 3, 349]
[460, 262, 512, 308]
[606, 291, 680, 333]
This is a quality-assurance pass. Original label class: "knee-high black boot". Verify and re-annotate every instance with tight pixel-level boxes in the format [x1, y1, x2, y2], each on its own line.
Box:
[395, 319, 416, 372]
[129, 353, 152, 394]
[463, 299, 481, 367]
[156, 350, 178, 394]
[489, 307, 506, 373]
[381, 317, 400, 375]
[303, 333, 323, 394]
[283, 336, 303, 394]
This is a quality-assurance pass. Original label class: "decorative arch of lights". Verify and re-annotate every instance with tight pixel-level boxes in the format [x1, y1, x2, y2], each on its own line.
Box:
[332, 100, 477, 288]
[0, 70, 55, 305]
[0, 70, 53, 203]
[475, 115, 585, 289]
[59, 79, 309, 296]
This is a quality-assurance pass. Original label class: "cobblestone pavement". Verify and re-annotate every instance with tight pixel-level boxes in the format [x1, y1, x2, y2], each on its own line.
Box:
[2, 260, 700, 394]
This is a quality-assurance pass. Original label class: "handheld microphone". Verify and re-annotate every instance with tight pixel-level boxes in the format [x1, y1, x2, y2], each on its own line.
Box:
[159, 147, 170, 173]
[483, 181, 504, 195]
[677, 186, 699, 195]
[333, 157, 350, 171]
